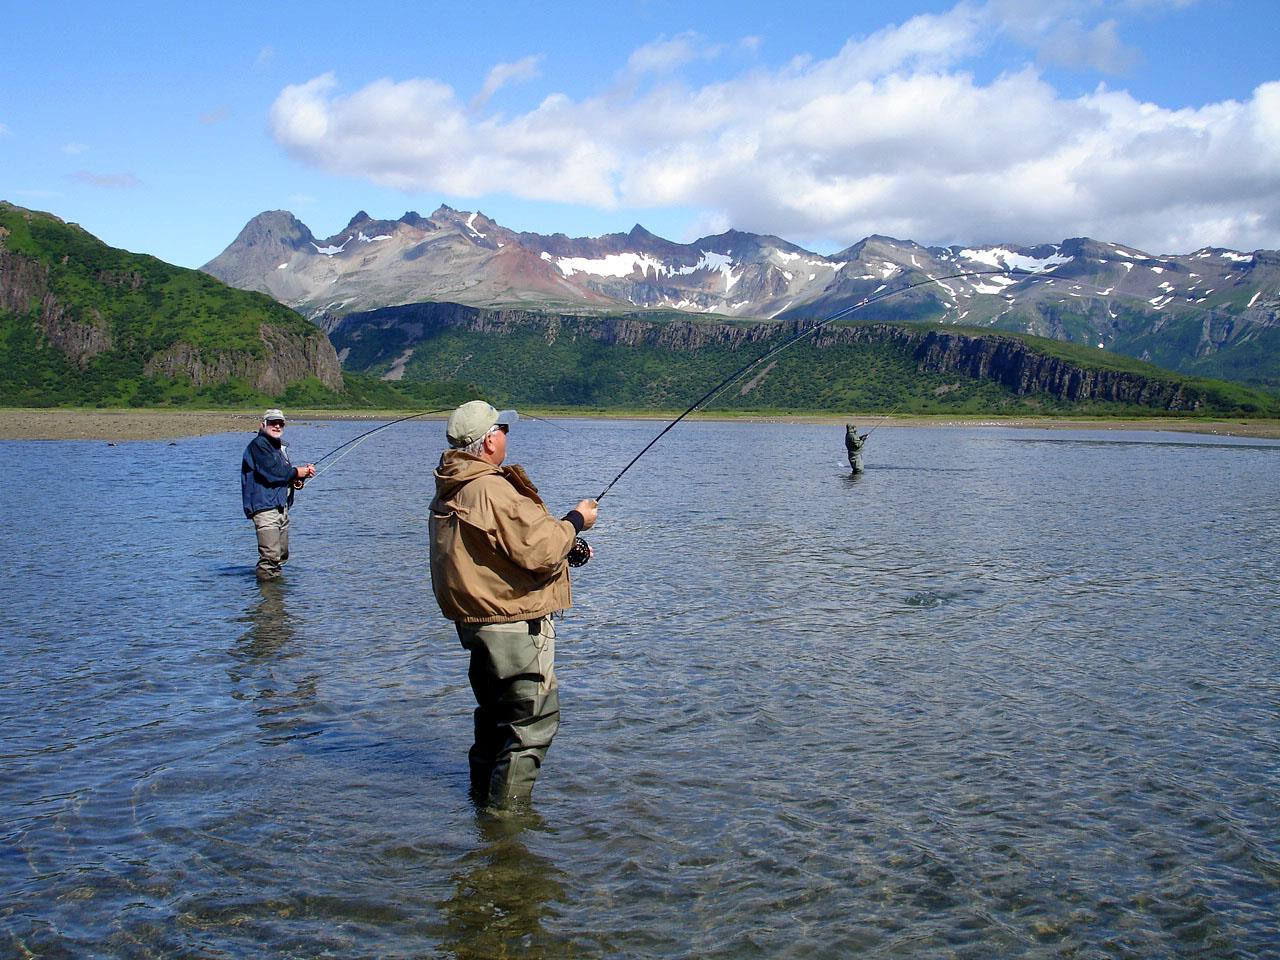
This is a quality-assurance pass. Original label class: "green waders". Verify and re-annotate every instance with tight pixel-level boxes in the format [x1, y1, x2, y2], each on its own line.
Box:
[457, 615, 560, 808]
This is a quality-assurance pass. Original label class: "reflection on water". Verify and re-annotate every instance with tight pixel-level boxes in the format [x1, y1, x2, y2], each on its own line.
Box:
[233, 580, 295, 662]
[228, 582, 319, 746]
[435, 811, 572, 960]
[1, 421, 1278, 957]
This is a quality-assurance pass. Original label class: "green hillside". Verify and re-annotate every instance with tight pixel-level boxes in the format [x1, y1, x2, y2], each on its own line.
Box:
[329, 303, 1280, 417]
[0, 203, 341, 407]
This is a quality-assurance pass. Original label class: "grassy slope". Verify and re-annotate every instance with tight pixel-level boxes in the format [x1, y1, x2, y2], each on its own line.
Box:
[0, 205, 455, 408]
[335, 306, 1280, 417]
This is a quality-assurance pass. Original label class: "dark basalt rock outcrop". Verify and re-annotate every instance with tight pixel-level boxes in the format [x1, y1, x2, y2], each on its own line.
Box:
[330, 301, 1212, 409]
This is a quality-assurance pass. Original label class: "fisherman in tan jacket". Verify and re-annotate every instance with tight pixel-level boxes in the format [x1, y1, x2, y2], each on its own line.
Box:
[429, 400, 598, 808]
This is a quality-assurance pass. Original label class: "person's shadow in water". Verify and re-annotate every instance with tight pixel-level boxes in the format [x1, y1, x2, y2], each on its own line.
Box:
[434, 809, 573, 959]
[228, 582, 320, 744]
[231, 580, 296, 666]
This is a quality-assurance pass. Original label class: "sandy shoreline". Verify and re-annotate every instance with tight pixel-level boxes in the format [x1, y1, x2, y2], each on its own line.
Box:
[1, 407, 1278, 441]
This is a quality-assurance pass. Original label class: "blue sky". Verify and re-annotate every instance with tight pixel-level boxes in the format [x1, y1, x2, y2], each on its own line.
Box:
[4, 0, 1279, 268]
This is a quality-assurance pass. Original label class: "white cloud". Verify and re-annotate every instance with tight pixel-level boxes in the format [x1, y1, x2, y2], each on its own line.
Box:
[0, 121, 9, 136]
[62, 142, 89, 154]
[1036, 18, 1138, 73]
[472, 55, 543, 108]
[626, 32, 722, 76]
[200, 106, 230, 125]
[268, 1, 1280, 252]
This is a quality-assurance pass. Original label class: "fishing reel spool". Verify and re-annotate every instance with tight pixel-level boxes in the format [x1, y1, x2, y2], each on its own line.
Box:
[291, 478, 306, 489]
[567, 537, 591, 567]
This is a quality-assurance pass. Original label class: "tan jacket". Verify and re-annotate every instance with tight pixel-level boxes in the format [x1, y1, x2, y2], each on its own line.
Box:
[429, 451, 576, 624]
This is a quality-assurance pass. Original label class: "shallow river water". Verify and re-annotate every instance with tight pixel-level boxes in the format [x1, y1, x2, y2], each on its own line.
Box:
[2, 419, 1278, 958]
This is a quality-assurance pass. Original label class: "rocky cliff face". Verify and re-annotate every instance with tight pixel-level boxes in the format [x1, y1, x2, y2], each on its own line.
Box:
[895, 328, 1202, 409]
[144, 322, 343, 394]
[0, 203, 345, 401]
[0, 249, 114, 368]
[329, 301, 1213, 410]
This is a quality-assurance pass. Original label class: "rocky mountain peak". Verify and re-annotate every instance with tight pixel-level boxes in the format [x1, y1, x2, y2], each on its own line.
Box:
[233, 210, 315, 249]
[201, 204, 1280, 390]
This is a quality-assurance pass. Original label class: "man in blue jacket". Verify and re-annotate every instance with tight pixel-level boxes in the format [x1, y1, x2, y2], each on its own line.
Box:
[241, 408, 315, 580]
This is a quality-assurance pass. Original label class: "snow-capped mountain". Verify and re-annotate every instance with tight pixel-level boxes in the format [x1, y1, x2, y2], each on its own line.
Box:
[203, 207, 1280, 386]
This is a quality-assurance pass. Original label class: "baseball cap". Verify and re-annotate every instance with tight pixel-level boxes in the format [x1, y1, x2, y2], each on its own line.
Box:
[262, 408, 286, 423]
[446, 400, 518, 447]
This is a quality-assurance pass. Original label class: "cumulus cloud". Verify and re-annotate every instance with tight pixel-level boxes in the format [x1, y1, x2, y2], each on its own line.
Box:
[268, 0, 1280, 252]
[74, 170, 141, 189]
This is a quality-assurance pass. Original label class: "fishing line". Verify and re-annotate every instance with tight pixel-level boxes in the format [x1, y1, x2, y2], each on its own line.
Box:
[594, 266, 1081, 501]
[303, 407, 573, 485]
[302, 407, 453, 485]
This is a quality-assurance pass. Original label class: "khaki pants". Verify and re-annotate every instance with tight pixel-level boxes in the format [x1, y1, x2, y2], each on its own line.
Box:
[252, 507, 290, 579]
[457, 616, 559, 808]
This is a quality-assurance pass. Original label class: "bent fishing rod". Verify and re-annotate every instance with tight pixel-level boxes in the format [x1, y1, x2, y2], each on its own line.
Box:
[595, 267, 1046, 502]
[294, 407, 453, 487]
[297, 406, 574, 487]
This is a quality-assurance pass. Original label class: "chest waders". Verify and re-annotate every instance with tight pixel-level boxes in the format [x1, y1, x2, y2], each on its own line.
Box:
[458, 616, 559, 809]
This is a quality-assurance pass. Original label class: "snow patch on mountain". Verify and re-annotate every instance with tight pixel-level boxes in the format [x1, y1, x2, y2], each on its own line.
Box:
[971, 275, 1017, 294]
[544, 249, 741, 292]
[959, 247, 1071, 272]
[312, 237, 351, 256]
[543, 251, 668, 279]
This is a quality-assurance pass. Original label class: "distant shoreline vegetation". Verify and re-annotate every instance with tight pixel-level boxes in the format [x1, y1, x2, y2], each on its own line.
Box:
[2, 407, 1278, 443]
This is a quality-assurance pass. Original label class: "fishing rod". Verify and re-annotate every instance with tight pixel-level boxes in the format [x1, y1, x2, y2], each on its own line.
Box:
[594, 268, 1023, 502]
[299, 407, 574, 486]
[297, 407, 453, 487]
[861, 401, 903, 441]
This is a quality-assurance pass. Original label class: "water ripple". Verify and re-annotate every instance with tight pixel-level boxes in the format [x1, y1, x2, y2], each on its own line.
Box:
[2, 424, 1278, 957]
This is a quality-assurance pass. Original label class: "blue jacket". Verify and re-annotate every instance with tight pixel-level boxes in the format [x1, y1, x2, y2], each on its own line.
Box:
[241, 430, 298, 518]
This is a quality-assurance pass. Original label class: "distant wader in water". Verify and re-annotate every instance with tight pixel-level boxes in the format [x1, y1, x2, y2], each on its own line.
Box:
[845, 424, 867, 474]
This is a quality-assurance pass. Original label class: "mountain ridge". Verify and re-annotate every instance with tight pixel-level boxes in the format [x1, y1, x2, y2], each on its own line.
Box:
[203, 207, 1280, 389]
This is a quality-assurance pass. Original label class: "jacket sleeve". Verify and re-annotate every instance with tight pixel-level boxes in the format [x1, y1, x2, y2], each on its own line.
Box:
[247, 436, 297, 485]
[484, 479, 576, 575]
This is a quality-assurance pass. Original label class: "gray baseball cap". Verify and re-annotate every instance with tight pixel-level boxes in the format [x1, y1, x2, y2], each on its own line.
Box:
[446, 401, 518, 447]
[262, 408, 286, 423]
